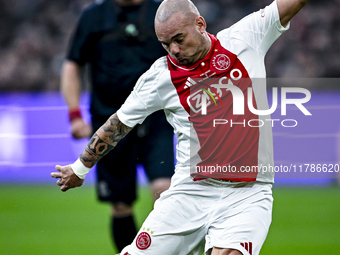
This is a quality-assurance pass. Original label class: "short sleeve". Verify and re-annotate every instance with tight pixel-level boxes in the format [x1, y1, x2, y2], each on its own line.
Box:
[217, 0, 289, 56]
[117, 66, 165, 127]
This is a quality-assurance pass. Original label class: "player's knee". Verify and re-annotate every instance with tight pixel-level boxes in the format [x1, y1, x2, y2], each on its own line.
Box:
[112, 202, 133, 217]
[211, 247, 242, 255]
[150, 177, 171, 200]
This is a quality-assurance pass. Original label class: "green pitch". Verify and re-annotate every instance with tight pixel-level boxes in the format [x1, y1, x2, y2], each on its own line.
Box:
[0, 185, 339, 255]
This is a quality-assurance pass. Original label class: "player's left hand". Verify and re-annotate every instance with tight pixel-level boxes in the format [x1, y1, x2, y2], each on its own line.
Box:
[51, 165, 84, 192]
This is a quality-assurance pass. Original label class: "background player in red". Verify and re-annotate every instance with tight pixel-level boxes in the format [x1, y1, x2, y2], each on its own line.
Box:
[60, 0, 174, 252]
[53, 0, 310, 254]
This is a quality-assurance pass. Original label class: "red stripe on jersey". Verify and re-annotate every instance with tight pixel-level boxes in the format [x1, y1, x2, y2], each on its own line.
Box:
[240, 242, 252, 254]
[245, 242, 249, 252]
[168, 34, 259, 181]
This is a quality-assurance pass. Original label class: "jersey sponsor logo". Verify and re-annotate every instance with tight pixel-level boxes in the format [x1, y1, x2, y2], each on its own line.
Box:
[136, 232, 151, 250]
[240, 242, 253, 255]
[212, 54, 231, 71]
[187, 75, 240, 115]
[198, 87, 223, 107]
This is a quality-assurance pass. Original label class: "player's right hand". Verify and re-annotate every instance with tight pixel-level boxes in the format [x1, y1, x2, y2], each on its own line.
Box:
[70, 118, 92, 139]
[51, 165, 84, 192]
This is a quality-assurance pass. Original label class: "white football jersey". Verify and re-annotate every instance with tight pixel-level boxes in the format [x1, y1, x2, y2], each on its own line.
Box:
[117, 0, 289, 186]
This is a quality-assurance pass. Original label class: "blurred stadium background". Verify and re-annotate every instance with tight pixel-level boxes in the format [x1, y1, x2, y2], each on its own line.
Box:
[0, 0, 339, 254]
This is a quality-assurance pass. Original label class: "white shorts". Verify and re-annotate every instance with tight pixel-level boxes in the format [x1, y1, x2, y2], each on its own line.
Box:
[125, 181, 273, 255]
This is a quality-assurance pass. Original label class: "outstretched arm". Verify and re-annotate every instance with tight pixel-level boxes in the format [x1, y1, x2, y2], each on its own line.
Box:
[51, 113, 133, 191]
[80, 113, 133, 167]
[277, 0, 310, 27]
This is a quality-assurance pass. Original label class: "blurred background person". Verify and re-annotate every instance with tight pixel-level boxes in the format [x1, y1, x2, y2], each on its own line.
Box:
[60, 0, 174, 252]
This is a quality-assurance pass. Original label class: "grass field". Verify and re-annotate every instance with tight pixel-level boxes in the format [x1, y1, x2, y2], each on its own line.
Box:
[0, 184, 339, 255]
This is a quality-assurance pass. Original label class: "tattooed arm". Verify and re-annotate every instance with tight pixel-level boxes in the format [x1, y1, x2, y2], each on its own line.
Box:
[51, 113, 133, 192]
[80, 113, 133, 167]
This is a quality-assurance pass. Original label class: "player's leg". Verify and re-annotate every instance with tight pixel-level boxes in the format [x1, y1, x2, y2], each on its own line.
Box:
[138, 111, 174, 201]
[94, 122, 140, 252]
[205, 183, 273, 255]
[121, 183, 213, 255]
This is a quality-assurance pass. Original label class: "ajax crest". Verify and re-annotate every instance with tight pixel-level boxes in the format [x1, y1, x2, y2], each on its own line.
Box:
[136, 232, 152, 250]
[212, 54, 231, 71]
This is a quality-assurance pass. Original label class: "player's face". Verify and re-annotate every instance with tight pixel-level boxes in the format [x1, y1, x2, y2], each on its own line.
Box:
[156, 13, 208, 66]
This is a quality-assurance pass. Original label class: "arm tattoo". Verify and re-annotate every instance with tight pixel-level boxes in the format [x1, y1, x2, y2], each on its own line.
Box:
[80, 113, 133, 168]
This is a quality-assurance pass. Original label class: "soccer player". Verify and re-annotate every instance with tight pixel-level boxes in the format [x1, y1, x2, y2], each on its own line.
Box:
[52, 0, 309, 254]
[60, 0, 174, 252]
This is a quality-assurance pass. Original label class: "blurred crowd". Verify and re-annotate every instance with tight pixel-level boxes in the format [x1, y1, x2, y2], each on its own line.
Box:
[0, 0, 339, 91]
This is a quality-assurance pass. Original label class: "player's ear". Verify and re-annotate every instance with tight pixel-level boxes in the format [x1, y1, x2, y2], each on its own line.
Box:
[196, 16, 206, 34]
